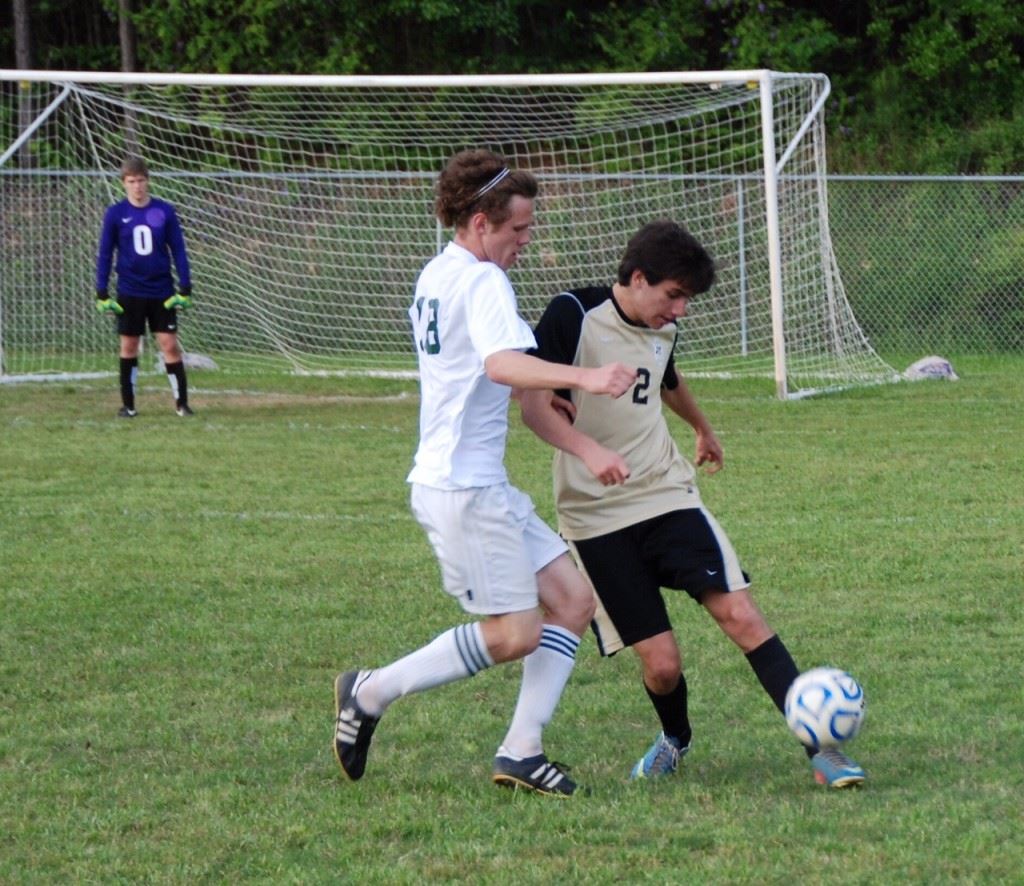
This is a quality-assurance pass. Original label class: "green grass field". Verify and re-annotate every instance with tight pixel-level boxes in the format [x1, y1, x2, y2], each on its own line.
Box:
[2, 356, 1022, 883]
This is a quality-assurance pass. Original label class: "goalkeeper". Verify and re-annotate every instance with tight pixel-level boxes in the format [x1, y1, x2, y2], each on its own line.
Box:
[95, 156, 195, 418]
[519, 220, 865, 789]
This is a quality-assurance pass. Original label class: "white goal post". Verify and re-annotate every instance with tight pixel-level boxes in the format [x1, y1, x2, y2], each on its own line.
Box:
[0, 69, 897, 398]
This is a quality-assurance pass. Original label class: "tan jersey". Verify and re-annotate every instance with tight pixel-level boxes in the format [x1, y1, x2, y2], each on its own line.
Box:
[531, 287, 700, 541]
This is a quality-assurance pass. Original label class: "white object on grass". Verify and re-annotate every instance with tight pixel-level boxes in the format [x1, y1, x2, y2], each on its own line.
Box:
[904, 355, 959, 381]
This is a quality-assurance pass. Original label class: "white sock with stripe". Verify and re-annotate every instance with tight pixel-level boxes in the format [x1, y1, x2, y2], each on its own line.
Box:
[498, 624, 580, 759]
[354, 622, 493, 717]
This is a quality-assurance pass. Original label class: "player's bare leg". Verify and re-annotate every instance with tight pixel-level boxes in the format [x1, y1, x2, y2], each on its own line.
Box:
[630, 631, 691, 778]
[535, 553, 594, 637]
[479, 608, 543, 663]
[703, 588, 865, 787]
[634, 631, 683, 694]
[701, 588, 774, 653]
[703, 588, 795, 713]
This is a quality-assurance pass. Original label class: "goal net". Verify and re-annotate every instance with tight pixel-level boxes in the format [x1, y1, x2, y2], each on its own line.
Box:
[0, 70, 897, 398]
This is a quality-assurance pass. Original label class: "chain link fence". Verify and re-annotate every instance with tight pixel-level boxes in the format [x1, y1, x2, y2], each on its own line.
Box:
[828, 175, 1024, 359]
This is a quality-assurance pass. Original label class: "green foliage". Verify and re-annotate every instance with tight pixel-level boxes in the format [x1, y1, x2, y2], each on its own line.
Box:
[591, 0, 712, 71]
[0, 0, 120, 69]
[706, 0, 851, 73]
[3, 0, 1024, 171]
[119, 0, 611, 76]
[1, 360, 1023, 880]
[127, 0, 357, 75]
[832, 0, 1024, 171]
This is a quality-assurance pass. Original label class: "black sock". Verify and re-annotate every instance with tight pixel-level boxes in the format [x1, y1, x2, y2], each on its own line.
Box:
[644, 674, 692, 747]
[165, 360, 188, 406]
[119, 356, 138, 409]
[746, 634, 815, 758]
[745, 634, 799, 714]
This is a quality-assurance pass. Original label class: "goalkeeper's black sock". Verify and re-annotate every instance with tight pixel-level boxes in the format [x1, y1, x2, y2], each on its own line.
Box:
[165, 360, 188, 406]
[645, 673, 692, 748]
[745, 634, 815, 758]
[119, 356, 138, 409]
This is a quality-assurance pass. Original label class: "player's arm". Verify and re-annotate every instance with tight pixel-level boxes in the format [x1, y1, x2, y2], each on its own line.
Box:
[95, 210, 116, 299]
[94, 211, 124, 313]
[485, 349, 636, 398]
[519, 388, 630, 486]
[661, 374, 723, 473]
[165, 205, 192, 296]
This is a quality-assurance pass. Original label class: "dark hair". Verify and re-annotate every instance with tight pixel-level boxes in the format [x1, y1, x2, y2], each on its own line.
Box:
[120, 156, 150, 179]
[435, 149, 538, 229]
[616, 220, 715, 294]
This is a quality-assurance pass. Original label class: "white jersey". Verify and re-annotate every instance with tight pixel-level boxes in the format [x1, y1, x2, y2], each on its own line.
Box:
[407, 241, 537, 489]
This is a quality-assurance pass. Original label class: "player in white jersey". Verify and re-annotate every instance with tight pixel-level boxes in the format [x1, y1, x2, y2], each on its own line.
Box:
[333, 149, 636, 796]
[520, 220, 865, 789]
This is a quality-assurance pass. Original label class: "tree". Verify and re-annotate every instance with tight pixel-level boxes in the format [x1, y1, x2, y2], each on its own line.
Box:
[11, 0, 32, 166]
[118, 0, 136, 72]
[853, 0, 1024, 172]
[3, 0, 1024, 172]
[12, 0, 30, 69]
[120, 0, 608, 76]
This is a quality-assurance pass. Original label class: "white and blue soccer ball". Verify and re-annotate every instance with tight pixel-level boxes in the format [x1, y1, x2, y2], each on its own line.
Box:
[784, 667, 866, 749]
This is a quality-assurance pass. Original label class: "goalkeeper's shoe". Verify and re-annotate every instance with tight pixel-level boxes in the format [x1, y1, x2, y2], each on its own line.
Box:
[333, 670, 380, 781]
[117, 406, 137, 418]
[176, 403, 195, 417]
[163, 293, 193, 310]
[629, 731, 690, 780]
[811, 747, 865, 789]
[96, 297, 124, 315]
[493, 750, 579, 797]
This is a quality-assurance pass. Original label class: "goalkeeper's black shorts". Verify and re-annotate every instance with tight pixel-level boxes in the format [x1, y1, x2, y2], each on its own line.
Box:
[116, 294, 179, 336]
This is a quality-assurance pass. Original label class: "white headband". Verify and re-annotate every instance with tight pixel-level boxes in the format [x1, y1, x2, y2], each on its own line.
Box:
[472, 167, 510, 200]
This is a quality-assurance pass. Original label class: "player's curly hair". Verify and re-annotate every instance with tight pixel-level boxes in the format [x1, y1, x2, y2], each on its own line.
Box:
[616, 219, 716, 294]
[435, 149, 538, 230]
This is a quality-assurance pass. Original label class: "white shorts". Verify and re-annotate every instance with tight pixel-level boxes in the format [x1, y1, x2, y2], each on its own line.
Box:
[410, 482, 568, 616]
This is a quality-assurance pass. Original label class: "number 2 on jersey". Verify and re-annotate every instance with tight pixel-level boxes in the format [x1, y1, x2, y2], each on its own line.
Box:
[632, 367, 651, 404]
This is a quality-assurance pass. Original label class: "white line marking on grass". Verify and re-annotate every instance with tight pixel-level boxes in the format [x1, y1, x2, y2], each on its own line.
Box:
[190, 388, 416, 405]
[0, 505, 416, 525]
[197, 509, 414, 524]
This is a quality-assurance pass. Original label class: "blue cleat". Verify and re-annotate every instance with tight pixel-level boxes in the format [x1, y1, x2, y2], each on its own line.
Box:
[812, 747, 865, 788]
[630, 731, 690, 779]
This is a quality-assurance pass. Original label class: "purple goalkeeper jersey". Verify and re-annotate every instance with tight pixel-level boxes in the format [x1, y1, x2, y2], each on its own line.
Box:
[95, 197, 191, 299]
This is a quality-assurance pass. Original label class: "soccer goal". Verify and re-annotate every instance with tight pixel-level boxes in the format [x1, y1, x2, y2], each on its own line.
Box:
[0, 69, 897, 398]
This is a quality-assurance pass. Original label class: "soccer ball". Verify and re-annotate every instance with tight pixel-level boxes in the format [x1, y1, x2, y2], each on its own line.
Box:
[784, 667, 866, 749]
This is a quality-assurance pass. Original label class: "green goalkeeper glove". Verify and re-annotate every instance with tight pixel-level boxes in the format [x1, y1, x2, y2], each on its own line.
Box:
[95, 296, 124, 315]
[163, 293, 193, 310]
